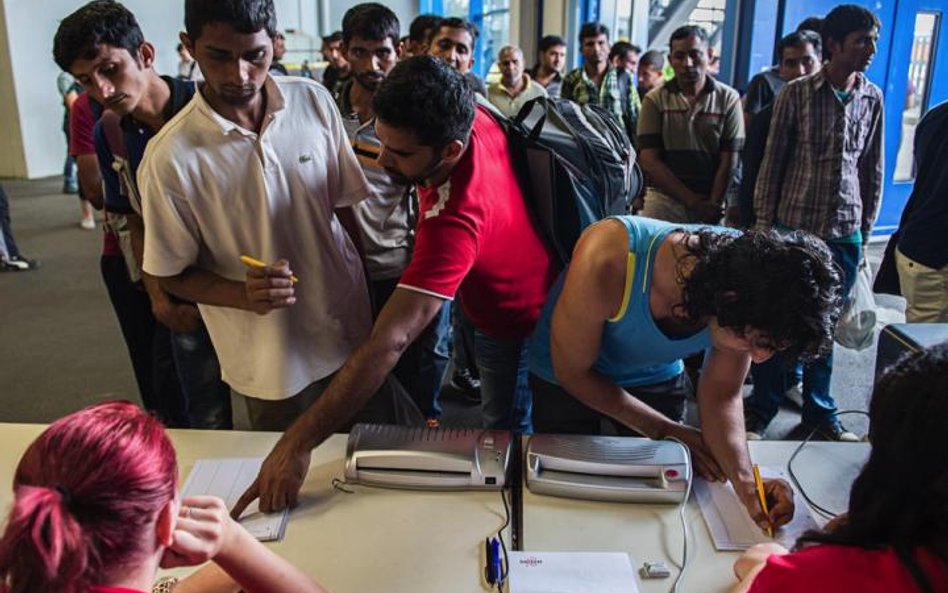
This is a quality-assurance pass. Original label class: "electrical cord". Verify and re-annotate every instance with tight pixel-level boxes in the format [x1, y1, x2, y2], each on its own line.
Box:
[786, 409, 870, 519]
[484, 486, 511, 591]
[497, 487, 510, 591]
[662, 436, 693, 593]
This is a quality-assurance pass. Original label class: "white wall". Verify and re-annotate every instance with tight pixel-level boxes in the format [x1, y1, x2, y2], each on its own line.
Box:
[0, 0, 417, 179]
[0, 1, 26, 178]
[1, 0, 195, 178]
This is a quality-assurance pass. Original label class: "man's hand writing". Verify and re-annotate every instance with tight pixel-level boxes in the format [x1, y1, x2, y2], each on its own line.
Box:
[738, 477, 795, 533]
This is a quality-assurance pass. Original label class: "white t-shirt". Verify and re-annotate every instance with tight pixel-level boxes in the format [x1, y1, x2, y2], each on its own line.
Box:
[140, 76, 372, 400]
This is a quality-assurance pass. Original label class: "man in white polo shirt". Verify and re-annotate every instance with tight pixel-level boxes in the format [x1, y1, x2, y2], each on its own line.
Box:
[140, 0, 418, 430]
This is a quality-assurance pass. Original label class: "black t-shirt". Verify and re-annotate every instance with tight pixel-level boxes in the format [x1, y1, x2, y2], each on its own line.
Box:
[897, 102, 948, 268]
[738, 104, 774, 227]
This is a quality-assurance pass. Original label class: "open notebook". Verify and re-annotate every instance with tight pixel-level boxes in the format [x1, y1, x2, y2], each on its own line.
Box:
[181, 458, 289, 541]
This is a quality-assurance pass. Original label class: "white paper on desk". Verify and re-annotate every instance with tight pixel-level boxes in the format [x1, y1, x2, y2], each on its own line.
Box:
[694, 466, 818, 551]
[508, 551, 641, 593]
[181, 458, 288, 542]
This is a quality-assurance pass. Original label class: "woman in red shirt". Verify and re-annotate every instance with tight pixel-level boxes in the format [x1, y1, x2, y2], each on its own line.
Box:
[0, 401, 327, 593]
[730, 344, 948, 593]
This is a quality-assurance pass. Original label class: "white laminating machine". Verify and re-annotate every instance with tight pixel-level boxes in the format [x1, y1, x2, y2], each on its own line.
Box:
[344, 423, 512, 490]
[525, 434, 691, 503]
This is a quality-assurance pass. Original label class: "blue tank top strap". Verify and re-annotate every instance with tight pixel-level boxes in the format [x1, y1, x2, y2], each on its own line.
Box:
[606, 216, 679, 323]
[593, 216, 712, 387]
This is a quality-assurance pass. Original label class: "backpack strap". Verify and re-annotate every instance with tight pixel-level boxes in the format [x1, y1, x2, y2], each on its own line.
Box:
[99, 112, 144, 215]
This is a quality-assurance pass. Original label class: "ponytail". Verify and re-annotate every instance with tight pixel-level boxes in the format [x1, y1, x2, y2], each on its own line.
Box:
[0, 401, 177, 593]
[0, 486, 88, 593]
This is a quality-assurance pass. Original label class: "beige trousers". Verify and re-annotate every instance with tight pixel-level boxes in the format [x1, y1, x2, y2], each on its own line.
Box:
[895, 247, 948, 323]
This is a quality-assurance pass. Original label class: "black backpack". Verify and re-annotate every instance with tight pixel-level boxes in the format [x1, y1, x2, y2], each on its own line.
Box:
[482, 97, 643, 264]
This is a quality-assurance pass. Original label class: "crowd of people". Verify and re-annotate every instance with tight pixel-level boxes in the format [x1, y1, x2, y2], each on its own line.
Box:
[0, 0, 945, 591]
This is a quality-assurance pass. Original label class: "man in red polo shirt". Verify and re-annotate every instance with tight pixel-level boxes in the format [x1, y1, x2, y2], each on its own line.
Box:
[234, 56, 557, 515]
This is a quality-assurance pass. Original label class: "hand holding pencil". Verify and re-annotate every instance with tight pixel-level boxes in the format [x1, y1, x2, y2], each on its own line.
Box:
[241, 255, 298, 315]
[749, 466, 796, 535]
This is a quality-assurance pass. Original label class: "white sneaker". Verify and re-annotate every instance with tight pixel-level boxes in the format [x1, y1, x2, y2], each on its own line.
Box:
[80, 216, 96, 230]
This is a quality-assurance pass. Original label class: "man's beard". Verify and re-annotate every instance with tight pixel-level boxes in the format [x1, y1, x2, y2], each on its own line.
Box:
[384, 154, 443, 186]
[354, 71, 384, 91]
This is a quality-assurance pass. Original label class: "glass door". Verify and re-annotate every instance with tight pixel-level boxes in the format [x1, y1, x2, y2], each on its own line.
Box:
[877, 1, 946, 236]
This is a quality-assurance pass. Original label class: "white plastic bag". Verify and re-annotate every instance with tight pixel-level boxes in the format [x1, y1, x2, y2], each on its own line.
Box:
[835, 260, 877, 351]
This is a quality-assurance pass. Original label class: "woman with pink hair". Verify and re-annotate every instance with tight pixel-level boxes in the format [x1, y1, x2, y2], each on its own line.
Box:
[0, 401, 327, 593]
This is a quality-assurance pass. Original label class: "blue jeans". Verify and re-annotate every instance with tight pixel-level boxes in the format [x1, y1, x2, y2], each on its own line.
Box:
[0, 184, 19, 259]
[412, 302, 451, 418]
[171, 324, 232, 429]
[370, 279, 451, 419]
[745, 240, 860, 427]
[473, 330, 532, 433]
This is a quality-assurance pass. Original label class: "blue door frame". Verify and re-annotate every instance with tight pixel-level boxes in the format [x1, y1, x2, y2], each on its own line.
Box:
[738, 0, 946, 238]
[876, 1, 946, 235]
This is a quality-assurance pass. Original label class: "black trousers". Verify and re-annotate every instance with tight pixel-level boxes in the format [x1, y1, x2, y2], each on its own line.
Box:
[100, 255, 187, 426]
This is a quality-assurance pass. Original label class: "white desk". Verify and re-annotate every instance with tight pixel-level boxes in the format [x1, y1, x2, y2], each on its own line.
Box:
[0, 425, 508, 593]
[0, 425, 868, 593]
[520, 441, 869, 593]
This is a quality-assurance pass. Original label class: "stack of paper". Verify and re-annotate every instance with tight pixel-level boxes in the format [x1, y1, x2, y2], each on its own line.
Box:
[181, 458, 289, 541]
[508, 551, 641, 593]
[693, 466, 818, 551]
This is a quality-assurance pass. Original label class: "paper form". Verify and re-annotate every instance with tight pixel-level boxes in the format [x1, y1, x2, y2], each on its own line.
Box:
[508, 551, 642, 593]
[181, 458, 289, 542]
[694, 466, 818, 551]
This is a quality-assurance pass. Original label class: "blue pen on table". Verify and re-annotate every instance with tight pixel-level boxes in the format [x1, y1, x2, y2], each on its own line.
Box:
[485, 537, 503, 585]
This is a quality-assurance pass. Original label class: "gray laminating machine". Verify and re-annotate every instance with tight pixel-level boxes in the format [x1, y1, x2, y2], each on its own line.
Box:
[344, 423, 512, 490]
[525, 434, 691, 503]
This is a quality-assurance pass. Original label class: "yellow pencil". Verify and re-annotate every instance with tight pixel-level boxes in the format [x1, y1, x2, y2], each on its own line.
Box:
[753, 464, 773, 538]
[240, 255, 299, 284]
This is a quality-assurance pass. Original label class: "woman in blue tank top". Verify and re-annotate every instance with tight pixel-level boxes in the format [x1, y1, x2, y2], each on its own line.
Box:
[528, 215, 842, 532]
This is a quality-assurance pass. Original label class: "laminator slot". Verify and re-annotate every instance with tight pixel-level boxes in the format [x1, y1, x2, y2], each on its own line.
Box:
[526, 434, 690, 503]
[345, 424, 512, 490]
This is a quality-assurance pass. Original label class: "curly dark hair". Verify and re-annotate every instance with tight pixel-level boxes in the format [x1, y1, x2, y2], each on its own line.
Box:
[372, 56, 475, 149]
[796, 343, 948, 592]
[677, 229, 843, 361]
[53, 0, 144, 72]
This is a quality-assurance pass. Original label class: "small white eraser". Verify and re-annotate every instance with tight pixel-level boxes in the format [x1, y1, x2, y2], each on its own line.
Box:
[640, 561, 671, 579]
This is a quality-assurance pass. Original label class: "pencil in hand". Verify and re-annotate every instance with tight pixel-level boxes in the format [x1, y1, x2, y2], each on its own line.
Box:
[240, 255, 299, 284]
[753, 464, 774, 538]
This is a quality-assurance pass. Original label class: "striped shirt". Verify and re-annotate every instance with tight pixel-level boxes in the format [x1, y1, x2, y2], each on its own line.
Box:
[753, 70, 884, 240]
[337, 80, 416, 280]
[560, 65, 640, 139]
[637, 76, 744, 195]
